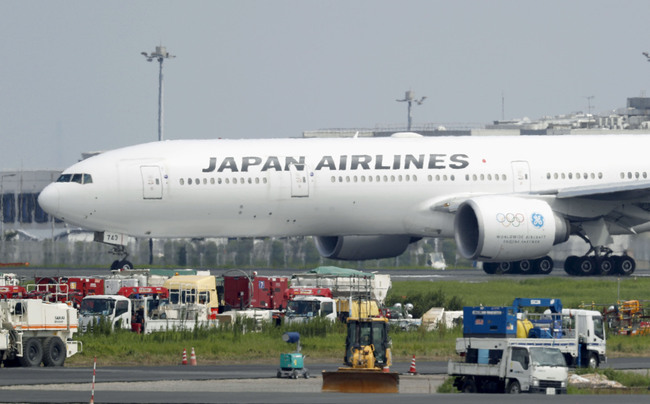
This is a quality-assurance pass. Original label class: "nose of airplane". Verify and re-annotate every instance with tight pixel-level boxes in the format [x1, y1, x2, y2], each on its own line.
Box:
[38, 184, 60, 217]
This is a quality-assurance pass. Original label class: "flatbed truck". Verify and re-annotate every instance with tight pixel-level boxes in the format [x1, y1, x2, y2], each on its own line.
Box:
[448, 338, 568, 394]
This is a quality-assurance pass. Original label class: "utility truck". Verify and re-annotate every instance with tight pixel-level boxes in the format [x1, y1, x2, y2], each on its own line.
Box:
[79, 286, 219, 334]
[448, 339, 568, 394]
[284, 287, 380, 324]
[0, 299, 82, 367]
[460, 298, 606, 368]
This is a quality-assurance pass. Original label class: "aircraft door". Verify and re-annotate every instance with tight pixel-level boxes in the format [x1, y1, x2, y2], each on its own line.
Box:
[289, 163, 309, 198]
[140, 166, 163, 199]
[511, 161, 531, 193]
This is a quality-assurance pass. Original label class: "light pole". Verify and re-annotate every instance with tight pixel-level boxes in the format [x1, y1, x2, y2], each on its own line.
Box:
[396, 90, 426, 131]
[141, 45, 175, 141]
[0, 174, 15, 244]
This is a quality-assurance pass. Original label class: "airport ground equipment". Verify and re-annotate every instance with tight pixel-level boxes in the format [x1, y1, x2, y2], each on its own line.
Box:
[603, 300, 650, 336]
[322, 317, 399, 393]
[276, 332, 309, 379]
[0, 299, 82, 367]
[448, 339, 568, 394]
[461, 298, 606, 368]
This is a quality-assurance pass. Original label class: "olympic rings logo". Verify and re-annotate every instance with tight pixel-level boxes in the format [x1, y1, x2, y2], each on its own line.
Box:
[496, 212, 545, 228]
[496, 212, 524, 227]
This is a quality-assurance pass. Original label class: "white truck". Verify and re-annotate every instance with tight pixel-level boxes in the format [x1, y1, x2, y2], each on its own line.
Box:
[448, 339, 568, 394]
[0, 299, 82, 367]
[462, 299, 606, 368]
[284, 287, 380, 324]
[79, 294, 219, 334]
[285, 288, 336, 324]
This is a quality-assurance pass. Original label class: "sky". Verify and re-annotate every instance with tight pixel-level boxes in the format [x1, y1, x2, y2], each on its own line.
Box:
[2, 0, 650, 170]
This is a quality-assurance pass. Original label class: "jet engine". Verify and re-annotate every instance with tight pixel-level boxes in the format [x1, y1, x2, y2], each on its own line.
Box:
[454, 196, 569, 262]
[314, 235, 415, 260]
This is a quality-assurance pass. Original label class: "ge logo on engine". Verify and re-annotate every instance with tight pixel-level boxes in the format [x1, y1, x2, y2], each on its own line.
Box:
[531, 212, 545, 228]
[496, 212, 524, 227]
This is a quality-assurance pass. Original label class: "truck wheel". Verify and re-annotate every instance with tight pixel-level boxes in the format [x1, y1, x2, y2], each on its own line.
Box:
[43, 337, 66, 367]
[506, 380, 521, 394]
[586, 352, 599, 369]
[461, 378, 477, 393]
[19, 338, 43, 367]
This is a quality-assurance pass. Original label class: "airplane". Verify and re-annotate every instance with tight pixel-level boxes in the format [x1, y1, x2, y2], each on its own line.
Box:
[37, 132, 650, 276]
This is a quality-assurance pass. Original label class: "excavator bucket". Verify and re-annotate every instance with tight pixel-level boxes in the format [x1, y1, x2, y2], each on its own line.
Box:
[322, 369, 399, 393]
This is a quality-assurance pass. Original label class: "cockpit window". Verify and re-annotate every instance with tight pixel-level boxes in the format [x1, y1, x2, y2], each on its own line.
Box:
[56, 173, 93, 184]
[57, 174, 72, 183]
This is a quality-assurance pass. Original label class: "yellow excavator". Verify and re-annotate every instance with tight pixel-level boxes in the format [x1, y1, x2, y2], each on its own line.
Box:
[322, 316, 400, 393]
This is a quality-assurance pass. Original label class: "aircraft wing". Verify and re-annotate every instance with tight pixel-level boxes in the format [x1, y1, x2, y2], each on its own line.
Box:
[538, 180, 650, 201]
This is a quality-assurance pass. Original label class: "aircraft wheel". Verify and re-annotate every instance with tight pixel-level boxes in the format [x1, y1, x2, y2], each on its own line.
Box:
[482, 262, 498, 275]
[598, 257, 615, 276]
[517, 259, 534, 274]
[495, 261, 514, 274]
[564, 256, 578, 275]
[536, 256, 553, 275]
[617, 256, 636, 276]
[576, 256, 596, 276]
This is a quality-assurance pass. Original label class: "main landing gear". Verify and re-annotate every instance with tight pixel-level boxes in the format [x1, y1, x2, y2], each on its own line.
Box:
[563, 249, 635, 276]
[482, 256, 554, 275]
[563, 232, 636, 276]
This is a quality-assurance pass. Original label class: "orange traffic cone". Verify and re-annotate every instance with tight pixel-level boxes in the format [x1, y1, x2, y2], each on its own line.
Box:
[408, 355, 417, 375]
[190, 347, 197, 366]
[181, 348, 188, 365]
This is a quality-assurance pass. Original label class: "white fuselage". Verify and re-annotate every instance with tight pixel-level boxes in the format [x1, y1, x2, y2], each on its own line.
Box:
[38, 135, 650, 240]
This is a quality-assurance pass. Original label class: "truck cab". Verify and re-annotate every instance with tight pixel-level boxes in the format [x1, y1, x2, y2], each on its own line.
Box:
[79, 295, 132, 331]
[285, 295, 337, 324]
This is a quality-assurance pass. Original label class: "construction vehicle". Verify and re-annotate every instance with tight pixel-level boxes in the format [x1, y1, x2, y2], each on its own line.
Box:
[322, 317, 399, 393]
[0, 299, 82, 367]
[448, 339, 568, 394]
[461, 298, 606, 368]
[276, 332, 309, 379]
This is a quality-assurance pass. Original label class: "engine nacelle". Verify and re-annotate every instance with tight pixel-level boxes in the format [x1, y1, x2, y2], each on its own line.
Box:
[314, 235, 413, 260]
[454, 196, 569, 262]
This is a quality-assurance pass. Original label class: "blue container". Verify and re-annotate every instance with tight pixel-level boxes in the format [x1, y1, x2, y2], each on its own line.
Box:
[463, 306, 517, 337]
